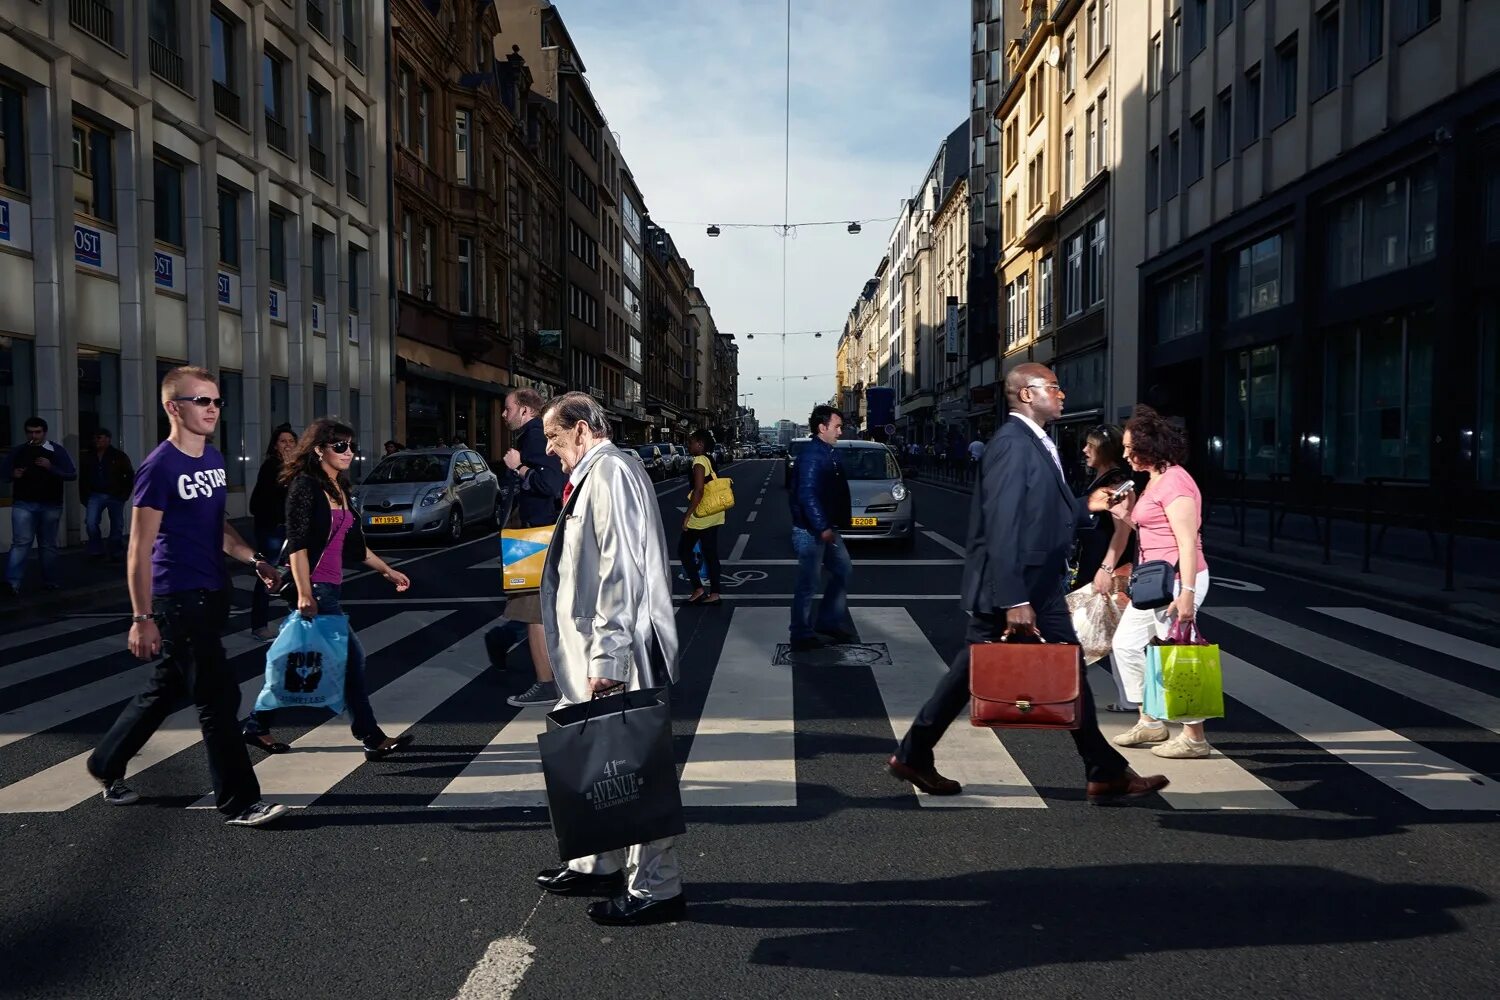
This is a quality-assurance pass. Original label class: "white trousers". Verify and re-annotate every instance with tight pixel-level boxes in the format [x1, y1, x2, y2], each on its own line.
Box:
[1111, 568, 1211, 724]
[568, 838, 682, 901]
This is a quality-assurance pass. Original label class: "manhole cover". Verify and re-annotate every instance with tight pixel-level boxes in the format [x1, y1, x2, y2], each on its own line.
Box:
[773, 642, 890, 666]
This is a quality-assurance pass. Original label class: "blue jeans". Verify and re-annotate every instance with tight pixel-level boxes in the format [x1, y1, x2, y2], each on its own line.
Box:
[6, 500, 63, 588]
[789, 527, 852, 640]
[250, 529, 284, 629]
[243, 583, 384, 744]
[85, 493, 126, 557]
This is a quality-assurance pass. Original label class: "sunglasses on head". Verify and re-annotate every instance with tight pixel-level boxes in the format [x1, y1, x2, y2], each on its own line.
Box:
[328, 440, 355, 454]
[173, 396, 226, 409]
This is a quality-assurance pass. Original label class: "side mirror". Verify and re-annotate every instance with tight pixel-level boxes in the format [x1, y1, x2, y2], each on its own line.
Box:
[458, 471, 477, 483]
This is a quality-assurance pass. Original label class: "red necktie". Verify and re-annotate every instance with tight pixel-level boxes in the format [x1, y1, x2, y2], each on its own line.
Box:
[561, 481, 574, 508]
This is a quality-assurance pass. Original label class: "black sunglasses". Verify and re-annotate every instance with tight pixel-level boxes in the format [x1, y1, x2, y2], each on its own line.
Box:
[173, 396, 226, 409]
[328, 440, 355, 454]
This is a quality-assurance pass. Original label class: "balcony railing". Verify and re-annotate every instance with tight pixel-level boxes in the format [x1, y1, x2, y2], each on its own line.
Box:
[346, 170, 363, 201]
[307, 0, 328, 39]
[1038, 301, 1054, 330]
[309, 145, 329, 179]
[70, 0, 114, 47]
[266, 114, 290, 154]
[212, 82, 241, 123]
[148, 38, 185, 89]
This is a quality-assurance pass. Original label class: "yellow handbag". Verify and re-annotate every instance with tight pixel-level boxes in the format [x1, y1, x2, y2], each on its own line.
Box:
[696, 463, 735, 517]
[500, 524, 553, 593]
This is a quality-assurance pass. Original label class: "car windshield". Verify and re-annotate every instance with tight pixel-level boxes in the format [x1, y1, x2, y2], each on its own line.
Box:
[635, 446, 657, 459]
[365, 455, 449, 484]
[837, 447, 899, 480]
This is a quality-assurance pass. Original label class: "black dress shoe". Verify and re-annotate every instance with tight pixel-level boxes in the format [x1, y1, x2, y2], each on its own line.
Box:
[816, 627, 857, 644]
[789, 636, 823, 653]
[363, 732, 415, 761]
[586, 892, 687, 926]
[536, 866, 626, 896]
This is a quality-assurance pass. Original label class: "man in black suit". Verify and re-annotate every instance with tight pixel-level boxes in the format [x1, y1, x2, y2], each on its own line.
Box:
[888, 363, 1169, 804]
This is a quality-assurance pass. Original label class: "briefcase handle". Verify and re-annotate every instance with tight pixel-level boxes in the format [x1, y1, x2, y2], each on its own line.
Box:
[998, 625, 1046, 644]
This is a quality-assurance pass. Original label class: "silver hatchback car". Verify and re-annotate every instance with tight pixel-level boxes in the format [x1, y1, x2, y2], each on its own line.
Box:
[836, 440, 915, 547]
[353, 448, 503, 544]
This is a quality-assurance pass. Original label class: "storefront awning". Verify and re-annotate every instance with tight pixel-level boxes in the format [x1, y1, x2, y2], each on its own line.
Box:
[397, 357, 509, 398]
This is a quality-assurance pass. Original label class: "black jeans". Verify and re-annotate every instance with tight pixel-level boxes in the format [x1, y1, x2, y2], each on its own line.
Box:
[896, 588, 1128, 784]
[88, 588, 262, 816]
[679, 525, 723, 593]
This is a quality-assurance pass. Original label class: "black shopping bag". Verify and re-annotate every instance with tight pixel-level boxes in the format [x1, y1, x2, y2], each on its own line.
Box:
[538, 687, 686, 861]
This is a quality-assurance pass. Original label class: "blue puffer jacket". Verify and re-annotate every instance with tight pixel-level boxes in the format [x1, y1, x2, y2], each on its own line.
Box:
[789, 438, 851, 534]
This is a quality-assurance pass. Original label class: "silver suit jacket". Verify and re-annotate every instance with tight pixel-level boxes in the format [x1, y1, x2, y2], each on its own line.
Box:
[540, 441, 680, 707]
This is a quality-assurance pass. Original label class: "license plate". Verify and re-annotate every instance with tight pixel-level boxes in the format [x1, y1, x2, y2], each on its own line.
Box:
[849, 517, 878, 527]
[369, 515, 403, 525]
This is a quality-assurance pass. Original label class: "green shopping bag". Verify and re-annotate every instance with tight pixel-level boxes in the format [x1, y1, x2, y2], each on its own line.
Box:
[1143, 620, 1225, 721]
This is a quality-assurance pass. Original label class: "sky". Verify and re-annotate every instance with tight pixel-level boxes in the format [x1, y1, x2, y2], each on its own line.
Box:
[550, 0, 970, 426]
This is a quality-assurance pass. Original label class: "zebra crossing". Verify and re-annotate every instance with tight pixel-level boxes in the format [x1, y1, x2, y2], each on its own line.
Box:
[0, 602, 1497, 817]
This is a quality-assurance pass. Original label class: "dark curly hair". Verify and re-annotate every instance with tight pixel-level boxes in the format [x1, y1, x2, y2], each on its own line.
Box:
[689, 428, 716, 452]
[280, 416, 356, 503]
[1124, 405, 1189, 470]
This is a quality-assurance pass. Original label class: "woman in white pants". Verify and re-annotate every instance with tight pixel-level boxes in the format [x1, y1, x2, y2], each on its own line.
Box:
[1109, 406, 1213, 759]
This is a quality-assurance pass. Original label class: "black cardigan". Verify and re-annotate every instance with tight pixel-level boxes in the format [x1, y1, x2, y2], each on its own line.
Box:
[283, 473, 367, 575]
[249, 457, 289, 533]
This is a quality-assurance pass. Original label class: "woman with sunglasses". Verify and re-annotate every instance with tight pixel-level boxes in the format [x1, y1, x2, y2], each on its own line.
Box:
[1076, 424, 1138, 712]
[248, 424, 297, 641]
[241, 418, 414, 759]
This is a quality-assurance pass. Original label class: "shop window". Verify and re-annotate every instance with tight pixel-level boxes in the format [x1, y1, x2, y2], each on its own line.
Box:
[0, 336, 37, 466]
[1323, 309, 1434, 481]
[218, 370, 245, 486]
[1154, 270, 1202, 344]
[1223, 345, 1292, 477]
[314, 383, 328, 418]
[1478, 301, 1500, 486]
[77, 349, 121, 440]
[1325, 159, 1438, 288]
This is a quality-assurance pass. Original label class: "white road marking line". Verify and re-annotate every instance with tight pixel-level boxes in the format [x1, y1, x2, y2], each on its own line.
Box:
[0, 612, 240, 692]
[1208, 608, 1500, 737]
[474, 557, 965, 569]
[1311, 607, 1500, 672]
[0, 617, 118, 649]
[191, 620, 493, 808]
[922, 530, 966, 556]
[340, 593, 964, 605]
[747, 511, 758, 523]
[754, 497, 763, 506]
[1222, 651, 1500, 810]
[0, 613, 446, 813]
[1086, 667, 1294, 810]
[429, 710, 550, 809]
[679, 607, 797, 806]
[728, 533, 750, 562]
[853, 607, 1045, 809]
[452, 935, 535, 1000]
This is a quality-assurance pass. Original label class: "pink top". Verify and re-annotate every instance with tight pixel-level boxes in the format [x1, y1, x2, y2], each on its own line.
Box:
[311, 509, 353, 585]
[1131, 465, 1208, 572]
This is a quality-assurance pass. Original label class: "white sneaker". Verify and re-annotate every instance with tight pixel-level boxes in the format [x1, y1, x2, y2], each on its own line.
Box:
[1151, 735, 1212, 759]
[1112, 721, 1169, 747]
[225, 800, 288, 827]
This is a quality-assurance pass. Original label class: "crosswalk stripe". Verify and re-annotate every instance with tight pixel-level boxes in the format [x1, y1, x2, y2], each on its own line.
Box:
[1086, 667, 1295, 810]
[200, 621, 494, 808]
[0, 629, 262, 753]
[922, 530, 965, 556]
[853, 607, 1046, 808]
[1311, 607, 1500, 672]
[1209, 608, 1500, 737]
[427, 710, 550, 809]
[0, 614, 237, 693]
[0, 612, 447, 813]
[679, 607, 798, 806]
[0, 617, 117, 650]
[1221, 651, 1500, 811]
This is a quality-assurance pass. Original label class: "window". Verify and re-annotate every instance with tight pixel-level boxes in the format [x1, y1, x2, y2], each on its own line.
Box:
[1395, 0, 1440, 42]
[1189, 0, 1208, 56]
[1224, 345, 1293, 476]
[1216, 0, 1234, 33]
[1274, 36, 1298, 125]
[312, 228, 328, 301]
[1228, 230, 1293, 318]
[307, 0, 328, 39]
[1325, 159, 1439, 288]
[417, 85, 431, 162]
[399, 214, 412, 292]
[1005, 279, 1020, 348]
[153, 158, 183, 246]
[348, 246, 362, 317]
[1186, 111, 1206, 185]
[1154, 270, 1203, 344]
[1064, 231, 1084, 317]
[1086, 3, 1100, 63]
[1480, 302, 1500, 484]
[307, 81, 329, 178]
[421, 224, 434, 297]
[1355, 0, 1383, 69]
[454, 109, 472, 185]
[210, 7, 241, 123]
[1028, 70, 1044, 126]
[342, 0, 363, 67]
[343, 110, 364, 201]
[263, 47, 289, 153]
[1171, 12, 1183, 75]
[1150, 34, 1163, 94]
[1037, 255, 1054, 330]
[0, 82, 23, 192]
[1314, 6, 1341, 97]
[1242, 65, 1262, 146]
[457, 237, 473, 314]
[1215, 87, 1233, 164]
[397, 65, 411, 147]
[1096, 93, 1109, 175]
[218, 370, 245, 487]
[1027, 153, 1044, 212]
[72, 119, 115, 223]
[1323, 309, 1434, 480]
[148, 0, 185, 88]
[217, 186, 239, 267]
[1063, 129, 1075, 200]
[1085, 107, 1097, 177]
[1087, 215, 1106, 307]
[1004, 119, 1019, 170]
[1147, 146, 1161, 211]
[1064, 32, 1077, 92]
[269, 209, 287, 285]
[1163, 132, 1181, 200]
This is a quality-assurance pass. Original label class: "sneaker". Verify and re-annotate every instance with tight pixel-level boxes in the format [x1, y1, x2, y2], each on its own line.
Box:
[100, 779, 140, 806]
[250, 625, 279, 642]
[1112, 721, 1170, 747]
[507, 681, 559, 708]
[225, 801, 288, 827]
[1151, 735, 1213, 759]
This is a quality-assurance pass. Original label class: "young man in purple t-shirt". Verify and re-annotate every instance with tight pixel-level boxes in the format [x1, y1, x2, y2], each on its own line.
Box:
[87, 366, 288, 827]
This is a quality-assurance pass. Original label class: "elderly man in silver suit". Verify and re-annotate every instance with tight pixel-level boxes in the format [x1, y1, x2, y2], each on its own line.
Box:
[532, 391, 685, 926]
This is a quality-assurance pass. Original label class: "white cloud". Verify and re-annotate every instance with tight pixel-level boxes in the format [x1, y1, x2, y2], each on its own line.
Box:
[546, 0, 968, 424]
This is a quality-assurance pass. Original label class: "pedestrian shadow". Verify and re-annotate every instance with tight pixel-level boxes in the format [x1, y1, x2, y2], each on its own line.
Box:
[684, 864, 1486, 977]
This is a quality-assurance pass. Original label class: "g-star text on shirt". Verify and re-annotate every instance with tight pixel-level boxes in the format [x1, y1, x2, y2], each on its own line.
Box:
[177, 468, 228, 499]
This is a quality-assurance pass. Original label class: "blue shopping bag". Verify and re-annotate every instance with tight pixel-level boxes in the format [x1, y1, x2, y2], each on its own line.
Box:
[254, 613, 350, 715]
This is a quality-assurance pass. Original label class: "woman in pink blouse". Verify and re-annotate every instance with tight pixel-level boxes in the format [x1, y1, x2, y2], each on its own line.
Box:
[1108, 406, 1214, 759]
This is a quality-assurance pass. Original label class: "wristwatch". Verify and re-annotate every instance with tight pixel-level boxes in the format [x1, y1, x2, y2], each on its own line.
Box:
[130, 613, 156, 623]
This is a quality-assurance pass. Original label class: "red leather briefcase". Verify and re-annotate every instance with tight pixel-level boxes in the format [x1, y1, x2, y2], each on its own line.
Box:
[969, 636, 1083, 730]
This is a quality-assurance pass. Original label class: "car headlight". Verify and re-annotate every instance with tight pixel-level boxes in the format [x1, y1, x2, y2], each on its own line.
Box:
[419, 485, 447, 508]
[891, 482, 908, 502]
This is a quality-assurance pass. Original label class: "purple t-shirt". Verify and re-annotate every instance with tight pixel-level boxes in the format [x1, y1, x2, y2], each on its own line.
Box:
[311, 509, 352, 585]
[133, 441, 229, 595]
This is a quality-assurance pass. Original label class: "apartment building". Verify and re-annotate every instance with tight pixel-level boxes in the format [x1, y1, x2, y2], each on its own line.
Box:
[970, 0, 1006, 384]
[1136, 0, 1500, 499]
[642, 220, 692, 438]
[0, 0, 391, 544]
[933, 172, 974, 438]
[616, 167, 649, 441]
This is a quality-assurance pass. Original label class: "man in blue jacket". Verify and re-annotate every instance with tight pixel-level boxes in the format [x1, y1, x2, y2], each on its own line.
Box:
[788, 405, 853, 652]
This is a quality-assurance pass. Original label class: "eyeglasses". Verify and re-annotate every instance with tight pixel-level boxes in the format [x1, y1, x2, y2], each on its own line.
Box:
[328, 440, 355, 454]
[1025, 381, 1063, 394]
[173, 396, 226, 409]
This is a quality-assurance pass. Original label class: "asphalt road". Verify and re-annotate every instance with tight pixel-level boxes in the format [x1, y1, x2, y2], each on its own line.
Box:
[2, 458, 1498, 1000]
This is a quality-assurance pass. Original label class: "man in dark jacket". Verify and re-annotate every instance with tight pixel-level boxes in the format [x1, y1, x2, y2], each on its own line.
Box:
[79, 428, 135, 561]
[500, 388, 568, 706]
[788, 406, 853, 652]
[3, 416, 78, 594]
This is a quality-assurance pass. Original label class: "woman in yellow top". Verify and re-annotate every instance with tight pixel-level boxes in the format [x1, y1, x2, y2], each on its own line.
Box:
[680, 428, 724, 606]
